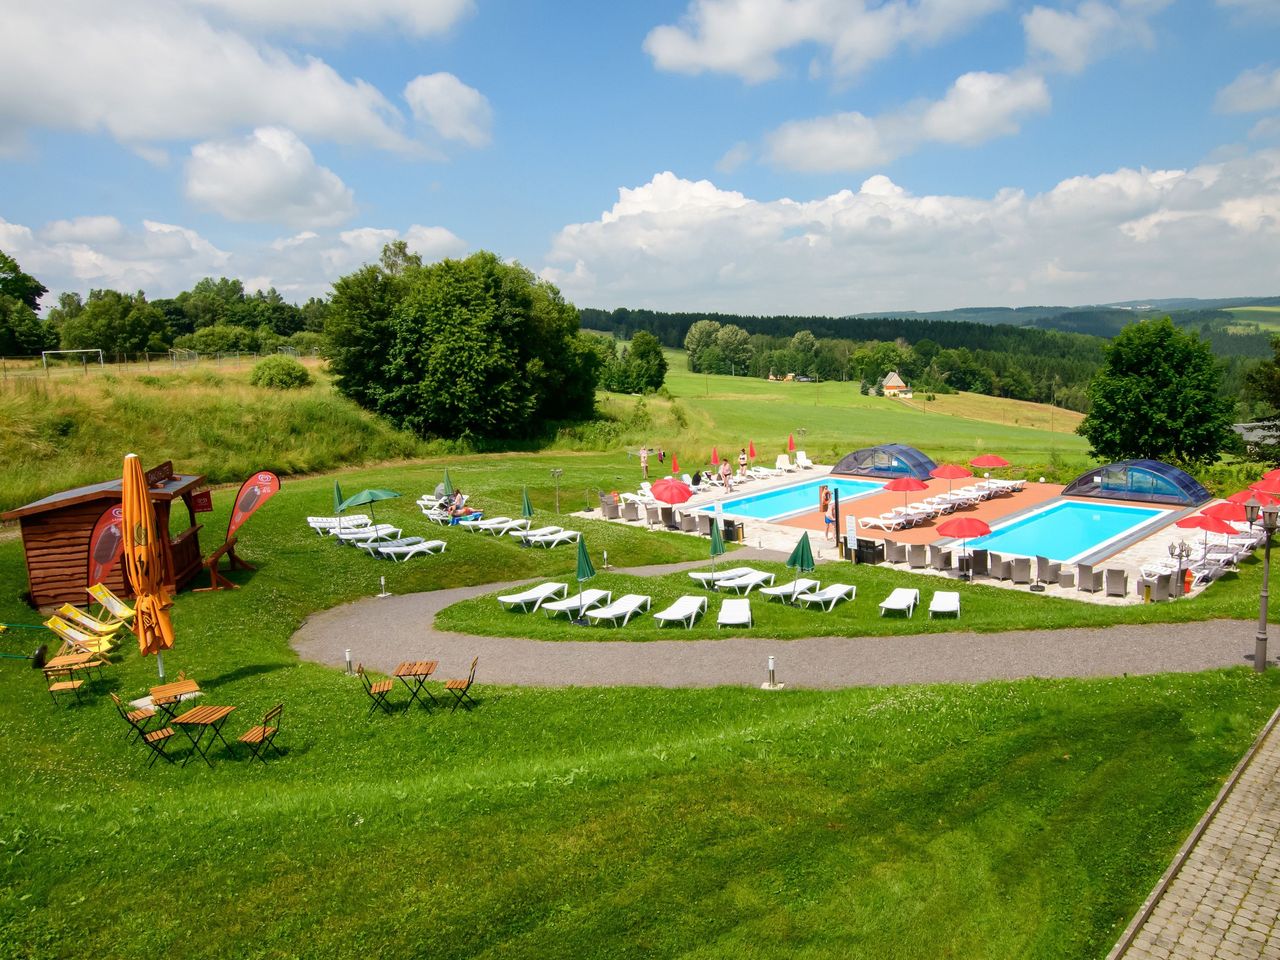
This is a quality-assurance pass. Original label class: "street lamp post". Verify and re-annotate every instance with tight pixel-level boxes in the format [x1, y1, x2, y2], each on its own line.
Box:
[1168, 540, 1192, 599]
[1244, 497, 1278, 673]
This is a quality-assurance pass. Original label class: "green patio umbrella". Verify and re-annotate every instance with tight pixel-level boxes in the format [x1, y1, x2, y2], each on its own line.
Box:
[786, 531, 815, 574]
[521, 485, 534, 519]
[576, 536, 596, 583]
[339, 488, 400, 525]
[442, 469, 454, 498]
[709, 518, 725, 571]
[333, 480, 344, 515]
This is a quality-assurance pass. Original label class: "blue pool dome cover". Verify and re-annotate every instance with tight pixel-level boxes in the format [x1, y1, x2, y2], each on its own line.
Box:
[1062, 459, 1211, 507]
[831, 444, 938, 480]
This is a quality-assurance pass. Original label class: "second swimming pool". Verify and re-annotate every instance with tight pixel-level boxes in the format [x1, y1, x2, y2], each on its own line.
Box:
[696, 476, 884, 521]
[965, 500, 1167, 564]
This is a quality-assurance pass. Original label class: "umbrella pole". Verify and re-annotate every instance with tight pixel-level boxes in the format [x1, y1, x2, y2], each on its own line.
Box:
[156, 650, 165, 680]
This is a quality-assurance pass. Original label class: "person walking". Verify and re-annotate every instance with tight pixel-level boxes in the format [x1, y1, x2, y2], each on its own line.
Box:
[639, 445, 649, 480]
[719, 459, 733, 492]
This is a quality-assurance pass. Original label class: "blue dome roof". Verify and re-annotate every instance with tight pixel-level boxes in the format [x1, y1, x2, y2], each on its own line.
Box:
[1062, 459, 1211, 507]
[831, 444, 938, 481]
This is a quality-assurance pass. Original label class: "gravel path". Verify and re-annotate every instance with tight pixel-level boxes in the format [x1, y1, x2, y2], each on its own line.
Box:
[291, 554, 1267, 689]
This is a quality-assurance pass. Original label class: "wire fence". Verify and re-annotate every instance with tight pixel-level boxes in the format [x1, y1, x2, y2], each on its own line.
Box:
[0, 348, 325, 390]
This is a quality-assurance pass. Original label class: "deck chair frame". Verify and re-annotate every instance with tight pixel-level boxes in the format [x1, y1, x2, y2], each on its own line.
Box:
[239, 704, 284, 763]
[358, 664, 394, 717]
[445, 658, 478, 712]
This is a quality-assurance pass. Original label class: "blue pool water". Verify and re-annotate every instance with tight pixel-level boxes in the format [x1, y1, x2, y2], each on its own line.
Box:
[966, 500, 1166, 563]
[697, 477, 884, 521]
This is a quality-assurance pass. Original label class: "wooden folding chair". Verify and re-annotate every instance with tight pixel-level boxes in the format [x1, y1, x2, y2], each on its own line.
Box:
[140, 727, 177, 767]
[357, 664, 394, 717]
[46, 675, 84, 707]
[444, 657, 478, 713]
[238, 704, 284, 763]
[110, 691, 156, 742]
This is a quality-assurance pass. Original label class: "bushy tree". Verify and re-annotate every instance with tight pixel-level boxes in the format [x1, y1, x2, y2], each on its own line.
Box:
[250, 354, 313, 389]
[0, 250, 47, 311]
[174, 324, 262, 354]
[59, 289, 171, 356]
[0, 251, 56, 356]
[1078, 317, 1233, 465]
[683, 319, 721, 371]
[714, 324, 751, 374]
[325, 248, 599, 439]
[626, 331, 667, 391]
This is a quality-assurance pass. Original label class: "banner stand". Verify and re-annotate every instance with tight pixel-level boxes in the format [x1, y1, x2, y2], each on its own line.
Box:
[194, 536, 255, 592]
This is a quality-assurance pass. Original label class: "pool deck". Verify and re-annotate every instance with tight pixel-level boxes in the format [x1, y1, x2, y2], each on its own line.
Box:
[588, 464, 1242, 606]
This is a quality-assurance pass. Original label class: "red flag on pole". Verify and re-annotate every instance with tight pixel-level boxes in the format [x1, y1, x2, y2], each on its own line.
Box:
[227, 471, 281, 539]
[87, 505, 125, 586]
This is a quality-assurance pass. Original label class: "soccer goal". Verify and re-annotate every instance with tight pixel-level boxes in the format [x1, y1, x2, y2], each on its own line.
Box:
[41, 348, 104, 370]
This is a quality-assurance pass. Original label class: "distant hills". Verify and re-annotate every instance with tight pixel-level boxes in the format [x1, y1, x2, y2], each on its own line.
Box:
[850, 296, 1280, 329]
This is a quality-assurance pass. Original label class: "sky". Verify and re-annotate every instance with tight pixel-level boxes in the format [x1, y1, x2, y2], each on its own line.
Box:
[1, 0, 1279, 315]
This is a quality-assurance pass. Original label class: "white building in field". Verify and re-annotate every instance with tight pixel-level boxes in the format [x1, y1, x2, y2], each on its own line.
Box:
[881, 371, 912, 398]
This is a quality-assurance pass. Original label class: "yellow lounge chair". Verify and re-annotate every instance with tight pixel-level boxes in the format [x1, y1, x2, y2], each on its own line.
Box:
[45, 616, 118, 657]
[85, 584, 136, 625]
[55, 603, 122, 635]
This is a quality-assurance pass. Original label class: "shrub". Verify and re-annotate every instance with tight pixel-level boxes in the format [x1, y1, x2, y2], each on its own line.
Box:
[250, 355, 313, 390]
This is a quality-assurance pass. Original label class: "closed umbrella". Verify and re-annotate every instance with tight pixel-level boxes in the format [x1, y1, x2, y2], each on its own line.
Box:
[883, 476, 928, 510]
[786, 531, 815, 573]
[575, 536, 596, 583]
[671, 454, 679, 475]
[442, 469, 454, 498]
[748, 440, 756, 463]
[339, 488, 400, 526]
[333, 480, 344, 515]
[788, 433, 795, 453]
[711, 447, 720, 466]
[970, 454, 1010, 469]
[709, 516, 725, 571]
[929, 463, 972, 497]
[121, 453, 175, 677]
[521, 485, 534, 519]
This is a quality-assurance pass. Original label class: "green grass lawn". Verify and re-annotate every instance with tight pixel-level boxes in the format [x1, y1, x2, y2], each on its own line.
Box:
[3, 465, 1280, 959]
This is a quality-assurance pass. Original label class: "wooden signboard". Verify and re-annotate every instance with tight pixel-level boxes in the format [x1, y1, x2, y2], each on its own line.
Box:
[146, 460, 174, 487]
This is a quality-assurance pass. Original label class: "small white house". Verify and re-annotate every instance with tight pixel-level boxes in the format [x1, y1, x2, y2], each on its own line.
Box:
[882, 371, 912, 398]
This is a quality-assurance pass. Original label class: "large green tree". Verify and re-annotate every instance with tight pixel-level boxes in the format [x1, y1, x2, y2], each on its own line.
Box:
[59, 289, 171, 356]
[325, 248, 599, 439]
[0, 251, 56, 356]
[1078, 317, 1233, 465]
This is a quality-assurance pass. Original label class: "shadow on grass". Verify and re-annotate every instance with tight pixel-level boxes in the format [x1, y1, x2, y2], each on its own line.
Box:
[203, 662, 288, 688]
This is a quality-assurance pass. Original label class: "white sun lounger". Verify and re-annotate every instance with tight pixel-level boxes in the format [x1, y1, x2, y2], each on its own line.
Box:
[716, 570, 776, 595]
[795, 583, 856, 611]
[748, 466, 781, 479]
[585, 594, 651, 627]
[860, 513, 909, 532]
[879, 587, 920, 617]
[542, 588, 612, 619]
[653, 595, 708, 628]
[928, 591, 961, 618]
[514, 525, 563, 542]
[497, 582, 567, 613]
[529, 529, 581, 548]
[794, 451, 814, 469]
[307, 514, 372, 535]
[759, 578, 821, 603]
[717, 598, 753, 629]
[775, 454, 797, 472]
[334, 523, 402, 543]
[379, 539, 447, 561]
[356, 536, 423, 555]
[485, 518, 530, 536]
[688, 566, 760, 588]
[454, 514, 500, 531]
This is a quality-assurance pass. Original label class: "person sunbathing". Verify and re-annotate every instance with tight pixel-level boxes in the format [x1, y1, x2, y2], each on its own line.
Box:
[449, 491, 477, 517]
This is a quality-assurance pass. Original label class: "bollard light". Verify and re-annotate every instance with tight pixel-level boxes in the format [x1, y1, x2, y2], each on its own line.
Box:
[345, 649, 353, 674]
[761, 655, 783, 690]
[377, 575, 390, 598]
[602, 550, 608, 569]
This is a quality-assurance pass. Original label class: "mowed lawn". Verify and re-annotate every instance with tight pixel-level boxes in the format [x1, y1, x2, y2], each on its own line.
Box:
[3, 464, 1280, 959]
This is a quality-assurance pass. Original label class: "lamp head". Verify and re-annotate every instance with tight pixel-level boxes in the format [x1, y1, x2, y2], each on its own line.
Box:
[1246, 496, 1262, 525]
[1264, 502, 1280, 532]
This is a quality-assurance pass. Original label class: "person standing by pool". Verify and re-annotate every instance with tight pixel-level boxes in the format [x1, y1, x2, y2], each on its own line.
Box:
[737, 447, 748, 477]
[639, 445, 649, 480]
[824, 494, 836, 542]
[719, 459, 733, 492]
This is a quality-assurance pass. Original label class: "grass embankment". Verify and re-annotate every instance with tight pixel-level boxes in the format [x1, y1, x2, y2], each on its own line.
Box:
[3, 466, 1280, 959]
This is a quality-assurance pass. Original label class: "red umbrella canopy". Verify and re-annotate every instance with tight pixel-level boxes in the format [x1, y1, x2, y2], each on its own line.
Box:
[883, 475, 928, 508]
[936, 516, 991, 539]
[748, 440, 756, 459]
[970, 454, 1010, 469]
[1229, 489, 1277, 506]
[930, 464, 972, 480]
[650, 478, 693, 505]
[1203, 501, 1247, 523]
[710, 447, 720, 466]
[1250, 481, 1280, 498]
[1262, 468, 1280, 483]
[1175, 514, 1237, 535]
[788, 433, 795, 452]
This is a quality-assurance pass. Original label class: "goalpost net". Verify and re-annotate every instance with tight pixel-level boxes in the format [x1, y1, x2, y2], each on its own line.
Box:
[41, 349, 104, 370]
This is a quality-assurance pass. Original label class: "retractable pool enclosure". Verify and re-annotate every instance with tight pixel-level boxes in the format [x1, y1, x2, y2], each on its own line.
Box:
[831, 444, 937, 481]
[1061, 459, 1211, 507]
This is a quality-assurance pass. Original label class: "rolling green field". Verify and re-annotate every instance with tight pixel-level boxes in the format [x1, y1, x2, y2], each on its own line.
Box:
[1225, 305, 1280, 334]
[3, 462, 1280, 959]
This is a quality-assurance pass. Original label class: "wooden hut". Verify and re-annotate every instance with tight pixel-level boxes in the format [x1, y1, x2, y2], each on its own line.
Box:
[1, 461, 207, 609]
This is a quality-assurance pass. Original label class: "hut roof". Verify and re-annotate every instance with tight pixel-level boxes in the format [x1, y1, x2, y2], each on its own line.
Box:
[883, 371, 907, 388]
[2, 472, 206, 521]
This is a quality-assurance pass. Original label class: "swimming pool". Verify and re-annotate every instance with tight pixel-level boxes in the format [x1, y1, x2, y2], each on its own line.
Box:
[965, 500, 1167, 563]
[697, 477, 884, 521]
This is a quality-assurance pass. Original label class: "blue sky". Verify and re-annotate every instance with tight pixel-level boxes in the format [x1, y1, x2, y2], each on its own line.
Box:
[2, 0, 1278, 314]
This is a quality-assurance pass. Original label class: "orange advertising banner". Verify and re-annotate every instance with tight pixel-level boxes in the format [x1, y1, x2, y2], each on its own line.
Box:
[227, 471, 281, 539]
[87, 504, 125, 585]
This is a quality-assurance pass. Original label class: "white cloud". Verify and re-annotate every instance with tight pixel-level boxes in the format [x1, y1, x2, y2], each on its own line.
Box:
[1023, 0, 1165, 73]
[3, 215, 467, 305]
[644, 0, 1007, 83]
[767, 71, 1049, 171]
[404, 73, 493, 147]
[0, 0, 412, 152]
[189, 0, 474, 36]
[716, 141, 753, 173]
[185, 128, 357, 228]
[1217, 66, 1280, 114]
[1217, 0, 1280, 22]
[540, 150, 1280, 313]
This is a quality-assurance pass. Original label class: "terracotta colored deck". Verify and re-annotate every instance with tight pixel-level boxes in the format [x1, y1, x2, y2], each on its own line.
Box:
[780, 480, 1064, 545]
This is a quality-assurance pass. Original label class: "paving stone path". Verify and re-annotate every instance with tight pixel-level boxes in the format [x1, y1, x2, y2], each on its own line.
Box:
[1111, 709, 1280, 960]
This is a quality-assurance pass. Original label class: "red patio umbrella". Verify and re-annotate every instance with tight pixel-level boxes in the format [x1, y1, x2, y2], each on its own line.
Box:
[1203, 501, 1247, 523]
[787, 434, 796, 453]
[748, 440, 756, 462]
[936, 516, 992, 558]
[970, 454, 1010, 469]
[1262, 468, 1280, 483]
[671, 454, 679, 475]
[650, 478, 693, 505]
[883, 476, 928, 509]
[710, 447, 720, 466]
[1229, 489, 1277, 506]
[1176, 513, 1238, 553]
[929, 463, 972, 496]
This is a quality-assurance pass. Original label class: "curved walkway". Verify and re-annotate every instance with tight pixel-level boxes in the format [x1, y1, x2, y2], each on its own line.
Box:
[291, 554, 1268, 688]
